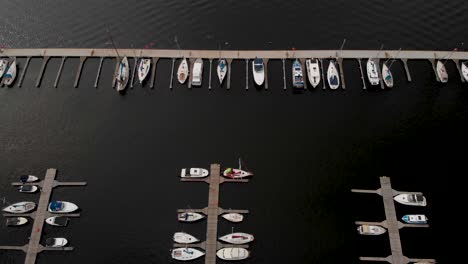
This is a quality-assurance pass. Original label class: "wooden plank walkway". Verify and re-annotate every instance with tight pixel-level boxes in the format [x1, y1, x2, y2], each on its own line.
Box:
[352, 176, 436, 264]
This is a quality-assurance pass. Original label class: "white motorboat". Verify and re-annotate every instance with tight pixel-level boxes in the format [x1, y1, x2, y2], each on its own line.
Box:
[180, 168, 209, 178]
[357, 225, 386, 235]
[223, 168, 253, 179]
[402, 214, 428, 224]
[116, 57, 129, 91]
[137, 58, 151, 83]
[217, 59, 228, 84]
[222, 213, 244, 223]
[173, 232, 199, 244]
[216, 248, 249, 261]
[3, 60, 17, 86]
[366, 59, 380, 85]
[0, 59, 8, 78]
[306, 59, 320, 87]
[18, 185, 38, 193]
[462, 62, 468, 82]
[171, 247, 205, 261]
[177, 212, 205, 222]
[177, 58, 189, 84]
[382, 63, 394, 88]
[20, 175, 39, 183]
[45, 238, 68, 248]
[6, 217, 28, 226]
[252, 58, 265, 86]
[48, 201, 79, 213]
[191, 58, 203, 86]
[292, 59, 304, 89]
[394, 193, 427, 206]
[45, 216, 70, 227]
[327, 61, 340, 89]
[2, 202, 36, 213]
[219, 232, 254, 244]
[436, 60, 448, 83]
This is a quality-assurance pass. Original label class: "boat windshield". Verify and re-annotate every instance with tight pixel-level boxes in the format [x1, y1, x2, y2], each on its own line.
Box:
[49, 201, 63, 211]
[330, 76, 338, 85]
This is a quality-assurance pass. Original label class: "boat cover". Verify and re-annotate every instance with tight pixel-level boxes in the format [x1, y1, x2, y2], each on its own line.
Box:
[21, 185, 34, 191]
[49, 201, 63, 211]
[20, 175, 29, 182]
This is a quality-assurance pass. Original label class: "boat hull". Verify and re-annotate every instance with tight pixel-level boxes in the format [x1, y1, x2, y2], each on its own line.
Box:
[217, 59, 227, 84]
[48, 201, 79, 213]
[223, 168, 253, 179]
[219, 232, 254, 244]
[357, 225, 386, 235]
[138, 58, 151, 83]
[436, 60, 448, 83]
[0, 59, 8, 78]
[402, 214, 428, 224]
[173, 232, 199, 244]
[327, 61, 340, 89]
[177, 58, 189, 84]
[292, 59, 304, 89]
[462, 62, 468, 82]
[6, 217, 28, 226]
[191, 58, 203, 86]
[20, 175, 39, 183]
[19, 185, 38, 193]
[382, 63, 394, 88]
[116, 57, 129, 91]
[3, 60, 17, 86]
[366, 59, 380, 85]
[177, 212, 205, 222]
[180, 168, 209, 178]
[221, 213, 244, 223]
[46, 238, 68, 248]
[252, 59, 265, 86]
[306, 59, 320, 87]
[216, 248, 250, 260]
[2, 202, 36, 213]
[171, 248, 205, 261]
[394, 194, 427, 206]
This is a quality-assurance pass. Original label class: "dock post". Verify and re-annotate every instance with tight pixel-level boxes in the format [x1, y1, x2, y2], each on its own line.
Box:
[226, 59, 233, 90]
[150, 57, 159, 89]
[169, 58, 175, 89]
[282, 58, 286, 90]
[375, 58, 385, 89]
[337, 57, 346, 89]
[35, 56, 50, 87]
[208, 59, 213, 90]
[452, 59, 465, 82]
[188, 58, 195, 89]
[94, 57, 104, 88]
[245, 59, 249, 90]
[357, 58, 367, 90]
[429, 59, 440, 82]
[130, 57, 138, 88]
[264, 59, 269, 90]
[401, 58, 412, 82]
[299, 58, 307, 89]
[18, 56, 31, 87]
[74, 56, 86, 88]
[112, 58, 119, 88]
[320, 59, 326, 89]
[54, 57, 66, 88]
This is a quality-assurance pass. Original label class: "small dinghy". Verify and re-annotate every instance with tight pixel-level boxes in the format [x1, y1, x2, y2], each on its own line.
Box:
[0, 59, 8, 78]
[306, 59, 320, 87]
[3, 60, 17, 86]
[219, 232, 254, 244]
[217, 59, 228, 84]
[462, 62, 468, 82]
[192, 58, 203, 86]
[394, 193, 427, 206]
[6, 217, 28, 226]
[45, 238, 68, 248]
[116, 57, 129, 91]
[48, 201, 79, 213]
[382, 63, 394, 88]
[366, 59, 380, 85]
[177, 212, 205, 222]
[20, 175, 39, 183]
[357, 225, 386, 235]
[177, 58, 189, 84]
[292, 59, 305, 89]
[252, 58, 265, 86]
[171, 247, 205, 261]
[19, 185, 38, 193]
[327, 60, 340, 89]
[402, 214, 428, 224]
[173, 232, 199, 244]
[137, 58, 151, 83]
[436, 60, 448, 83]
[216, 247, 250, 261]
[180, 168, 209, 178]
[2, 202, 36, 213]
[222, 213, 244, 223]
[45, 216, 70, 227]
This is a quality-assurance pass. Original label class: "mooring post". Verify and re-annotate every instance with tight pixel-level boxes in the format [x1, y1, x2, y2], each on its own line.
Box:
[401, 58, 412, 82]
[169, 58, 175, 89]
[54, 57, 66, 88]
[264, 58, 269, 90]
[245, 59, 249, 90]
[452, 59, 465, 82]
[18, 56, 31, 88]
[429, 59, 440, 82]
[337, 57, 346, 89]
[282, 58, 286, 90]
[357, 58, 367, 90]
[150, 57, 159, 89]
[35, 56, 50, 87]
[299, 58, 307, 89]
[320, 59, 326, 89]
[208, 59, 213, 90]
[188, 58, 195, 89]
[74, 56, 86, 88]
[130, 57, 138, 88]
[226, 59, 233, 90]
[94, 57, 104, 88]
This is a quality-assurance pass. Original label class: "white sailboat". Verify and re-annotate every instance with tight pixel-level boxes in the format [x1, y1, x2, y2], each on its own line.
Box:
[180, 168, 209, 178]
[177, 212, 205, 222]
[462, 62, 468, 82]
[0, 59, 8, 78]
[393, 194, 427, 206]
[327, 61, 340, 89]
[222, 213, 244, 223]
[171, 247, 205, 261]
[357, 225, 386, 235]
[20, 175, 39, 183]
[192, 58, 203, 86]
[177, 58, 189, 84]
[217, 59, 228, 84]
[116, 57, 129, 91]
[173, 232, 200, 244]
[366, 59, 380, 85]
[3, 60, 17, 86]
[252, 58, 265, 86]
[2, 202, 36, 213]
[306, 59, 320, 87]
[436, 60, 448, 83]
[137, 58, 151, 83]
[382, 63, 394, 88]
[219, 232, 254, 244]
[216, 248, 250, 261]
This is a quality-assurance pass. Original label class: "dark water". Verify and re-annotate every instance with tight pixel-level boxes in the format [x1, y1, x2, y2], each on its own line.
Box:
[1, 1, 467, 263]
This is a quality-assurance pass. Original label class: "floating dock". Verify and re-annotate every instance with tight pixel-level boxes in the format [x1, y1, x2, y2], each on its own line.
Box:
[352, 177, 436, 264]
[0, 168, 87, 264]
[175, 164, 249, 264]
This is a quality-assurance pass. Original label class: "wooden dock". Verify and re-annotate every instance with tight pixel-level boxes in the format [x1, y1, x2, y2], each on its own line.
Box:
[176, 164, 249, 264]
[352, 177, 436, 264]
[0, 168, 87, 264]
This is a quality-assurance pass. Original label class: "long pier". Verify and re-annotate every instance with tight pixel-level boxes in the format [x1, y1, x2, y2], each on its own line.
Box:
[352, 177, 436, 264]
[0, 168, 87, 264]
[175, 164, 249, 264]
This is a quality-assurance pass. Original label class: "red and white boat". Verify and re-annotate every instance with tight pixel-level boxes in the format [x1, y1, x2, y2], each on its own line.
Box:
[223, 159, 253, 179]
[219, 232, 254, 244]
